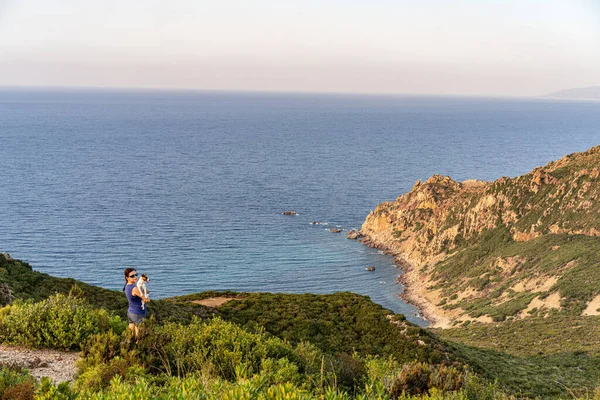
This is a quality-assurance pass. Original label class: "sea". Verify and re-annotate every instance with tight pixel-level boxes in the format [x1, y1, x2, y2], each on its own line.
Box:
[1, 88, 600, 326]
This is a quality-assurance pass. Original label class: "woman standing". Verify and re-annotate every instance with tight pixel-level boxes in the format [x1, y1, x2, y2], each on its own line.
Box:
[123, 268, 149, 338]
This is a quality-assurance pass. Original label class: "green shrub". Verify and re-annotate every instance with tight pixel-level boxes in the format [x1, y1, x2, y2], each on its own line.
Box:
[77, 317, 335, 391]
[138, 317, 300, 380]
[0, 367, 35, 400]
[74, 374, 319, 400]
[332, 353, 367, 390]
[75, 329, 148, 392]
[388, 361, 465, 398]
[0, 293, 116, 350]
[36, 377, 77, 400]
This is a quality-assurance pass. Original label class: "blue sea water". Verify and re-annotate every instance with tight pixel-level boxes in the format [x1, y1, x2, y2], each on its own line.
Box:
[1, 88, 600, 326]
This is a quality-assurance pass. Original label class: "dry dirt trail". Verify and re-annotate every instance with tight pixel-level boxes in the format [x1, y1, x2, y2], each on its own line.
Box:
[0, 345, 78, 383]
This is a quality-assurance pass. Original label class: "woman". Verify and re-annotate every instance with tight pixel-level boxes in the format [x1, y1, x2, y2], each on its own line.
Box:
[123, 268, 150, 337]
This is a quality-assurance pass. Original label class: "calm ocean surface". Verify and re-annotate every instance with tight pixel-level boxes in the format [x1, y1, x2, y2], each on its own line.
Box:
[1, 89, 600, 325]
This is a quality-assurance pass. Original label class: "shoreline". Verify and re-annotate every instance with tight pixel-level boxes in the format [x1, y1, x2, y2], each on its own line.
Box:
[394, 256, 455, 329]
[359, 237, 455, 329]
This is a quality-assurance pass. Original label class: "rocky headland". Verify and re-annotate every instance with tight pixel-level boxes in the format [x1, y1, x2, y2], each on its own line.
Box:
[542, 86, 600, 101]
[360, 145, 600, 327]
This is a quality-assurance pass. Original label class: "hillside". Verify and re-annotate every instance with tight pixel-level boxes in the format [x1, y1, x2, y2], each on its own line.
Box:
[0, 255, 450, 361]
[1, 254, 599, 397]
[0, 254, 213, 323]
[360, 145, 600, 326]
[543, 86, 600, 101]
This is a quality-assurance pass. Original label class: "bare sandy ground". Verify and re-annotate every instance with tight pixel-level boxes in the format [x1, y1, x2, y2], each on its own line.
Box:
[398, 256, 564, 328]
[0, 345, 78, 383]
[583, 295, 600, 316]
[396, 257, 458, 328]
[192, 296, 238, 307]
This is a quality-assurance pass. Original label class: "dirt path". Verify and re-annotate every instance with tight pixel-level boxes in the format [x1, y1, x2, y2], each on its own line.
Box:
[191, 296, 239, 307]
[0, 345, 79, 383]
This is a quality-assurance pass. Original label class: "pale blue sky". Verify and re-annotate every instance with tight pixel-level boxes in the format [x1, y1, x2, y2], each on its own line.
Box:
[0, 0, 599, 96]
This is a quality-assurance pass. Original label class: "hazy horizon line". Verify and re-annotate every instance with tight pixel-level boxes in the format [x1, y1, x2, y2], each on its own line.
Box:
[0, 83, 545, 100]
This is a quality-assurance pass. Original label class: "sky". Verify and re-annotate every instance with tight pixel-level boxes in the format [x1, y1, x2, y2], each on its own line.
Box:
[0, 0, 599, 96]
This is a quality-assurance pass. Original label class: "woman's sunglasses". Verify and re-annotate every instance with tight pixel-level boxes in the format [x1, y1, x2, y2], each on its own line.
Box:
[129, 273, 138, 278]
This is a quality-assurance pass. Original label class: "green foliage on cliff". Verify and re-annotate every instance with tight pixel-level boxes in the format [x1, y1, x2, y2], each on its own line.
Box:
[434, 315, 600, 398]
[433, 230, 600, 319]
[171, 292, 454, 365]
[363, 145, 600, 324]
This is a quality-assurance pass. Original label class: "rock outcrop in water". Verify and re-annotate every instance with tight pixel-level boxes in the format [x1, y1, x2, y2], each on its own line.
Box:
[347, 230, 363, 240]
[360, 145, 600, 326]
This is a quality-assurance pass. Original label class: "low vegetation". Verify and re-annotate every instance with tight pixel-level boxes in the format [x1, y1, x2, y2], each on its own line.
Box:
[431, 229, 600, 319]
[0, 253, 599, 398]
[0, 288, 514, 399]
[0, 255, 212, 324]
[0, 293, 119, 351]
[170, 292, 454, 364]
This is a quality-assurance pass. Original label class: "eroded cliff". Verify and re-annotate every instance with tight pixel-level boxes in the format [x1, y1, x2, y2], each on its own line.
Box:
[361, 145, 600, 327]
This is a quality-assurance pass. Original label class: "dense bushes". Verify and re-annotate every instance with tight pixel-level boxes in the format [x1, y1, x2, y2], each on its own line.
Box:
[70, 317, 519, 399]
[0, 254, 595, 398]
[0, 293, 123, 350]
[0, 291, 568, 399]
[0, 367, 35, 400]
[0, 256, 126, 313]
[0, 366, 553, 400]
[172, 292, 454, 365]
[388, 362, 465, 397]
[76, 318, 338, 392]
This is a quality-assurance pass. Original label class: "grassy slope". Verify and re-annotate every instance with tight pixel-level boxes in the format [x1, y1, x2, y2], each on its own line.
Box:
[448, 343, 600, 399]
[169, 291, 455, 364]
[0, 256, 458, 365]
[3, 254, 599, 398]
[434, 315, 600, 398]
[431, 229, 600, 319]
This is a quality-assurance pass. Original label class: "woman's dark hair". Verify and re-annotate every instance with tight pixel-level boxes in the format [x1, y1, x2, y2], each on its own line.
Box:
[123, 268, 136, 292]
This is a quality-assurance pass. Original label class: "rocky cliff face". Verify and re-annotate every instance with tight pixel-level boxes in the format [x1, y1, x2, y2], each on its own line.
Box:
[361, 145, 600, 326]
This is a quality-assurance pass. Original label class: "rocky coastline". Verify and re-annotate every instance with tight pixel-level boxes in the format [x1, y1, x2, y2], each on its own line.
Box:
[358, 236, 449, 328]
[358, 145, 600, 328]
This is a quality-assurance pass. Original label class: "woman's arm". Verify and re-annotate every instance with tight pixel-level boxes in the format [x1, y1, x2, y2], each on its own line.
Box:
[132, 287, 150, 302]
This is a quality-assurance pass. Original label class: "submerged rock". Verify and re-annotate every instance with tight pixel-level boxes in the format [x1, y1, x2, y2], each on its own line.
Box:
[282, 211, 297, 216]
[347, 230, 363, 240]
[329, 228, 342, 233]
